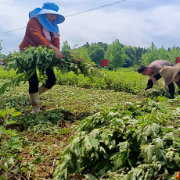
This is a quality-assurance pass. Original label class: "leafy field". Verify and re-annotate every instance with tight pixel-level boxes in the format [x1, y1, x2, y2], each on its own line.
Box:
[0, 66, 148, 94]
[1, 67, 180, 180]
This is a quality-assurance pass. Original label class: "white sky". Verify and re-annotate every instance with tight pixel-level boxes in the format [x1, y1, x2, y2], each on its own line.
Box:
[1, 0, 180, 55]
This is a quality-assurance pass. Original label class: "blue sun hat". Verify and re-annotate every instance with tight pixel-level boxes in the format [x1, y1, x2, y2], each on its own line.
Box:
[29, 2, 65, 33]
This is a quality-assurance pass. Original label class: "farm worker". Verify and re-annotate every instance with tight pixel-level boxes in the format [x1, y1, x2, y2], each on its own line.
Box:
[137, 60, 175, 99]
[19, 2, 65, 114]
[160, 63, 180, 94]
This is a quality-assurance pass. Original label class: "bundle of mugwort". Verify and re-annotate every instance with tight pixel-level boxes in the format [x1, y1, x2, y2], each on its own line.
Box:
[0, 46, 98, 95]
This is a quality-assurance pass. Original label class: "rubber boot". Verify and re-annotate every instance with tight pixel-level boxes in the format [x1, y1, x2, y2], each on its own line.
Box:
[39, 84, 49, 95]
[30, 92, 40, 114]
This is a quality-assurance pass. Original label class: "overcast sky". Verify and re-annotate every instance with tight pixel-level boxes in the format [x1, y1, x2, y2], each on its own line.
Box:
[1, 0, 180, 55]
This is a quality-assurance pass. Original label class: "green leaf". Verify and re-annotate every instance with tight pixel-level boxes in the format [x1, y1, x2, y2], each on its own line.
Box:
[32, 157, 43, 164]
[0, 110, 6, 118]
[89, 129, 100, 138]
[11, 111, 21, 117]
[0, 164, 8, 171]
[89, 137, 99, 148]
[84, 174, 97, 180]
[84, 136, 92, 151]
[0, 175, 7, 180]
[6, 137, 22, 150]
[3, 129, 18, 136]
[5, 119, 17, 125]
[0, 126, 4, 137]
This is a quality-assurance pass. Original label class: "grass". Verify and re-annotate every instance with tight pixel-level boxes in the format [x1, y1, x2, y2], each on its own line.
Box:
[0, 66, 148, 94]
[0, 78, 140, 118]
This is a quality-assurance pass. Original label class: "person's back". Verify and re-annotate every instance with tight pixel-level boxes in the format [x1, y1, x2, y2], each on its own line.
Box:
[148, 60, 172, 75]
[137, 59, 175, 99]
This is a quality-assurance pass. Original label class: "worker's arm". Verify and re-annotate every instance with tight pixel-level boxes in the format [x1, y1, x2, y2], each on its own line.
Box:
[47, 44, 63, 59]
[149, 75, 160, 87]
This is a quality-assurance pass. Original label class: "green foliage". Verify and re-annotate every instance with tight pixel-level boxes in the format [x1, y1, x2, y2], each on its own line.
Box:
[140, 42, 180, 65]
[105, 39, 127, 71]
[140, 42, 159, 65]
[0, 108, 22, 178]
[70, 46, 91, 62]
[54, 101, 180, 180]
[62, 40, 71, 52]
[1, 64, 180, 179]
[0, 66, 16, 79]
[88, 44, 105, 65]
[2, 65, 179, 96]
[0, 46, 97, 95]
[83, 41, 149, 68]
[55, 69, 147, 94]
[168, 46, 180, 64]
[144, 87, 170, 99]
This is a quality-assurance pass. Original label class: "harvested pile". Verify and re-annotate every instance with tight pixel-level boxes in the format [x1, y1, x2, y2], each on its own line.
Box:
[54, 100, 180, 180]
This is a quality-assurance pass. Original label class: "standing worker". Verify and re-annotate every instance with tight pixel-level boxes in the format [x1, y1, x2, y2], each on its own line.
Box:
[19, 2, 65, 114]
[137, 60, 175, 99]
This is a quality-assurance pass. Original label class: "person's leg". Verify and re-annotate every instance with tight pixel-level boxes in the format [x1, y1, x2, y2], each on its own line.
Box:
[175, 81, 180, 95]
[145, 74, 161, 90]
[29, 72, 39, 93]
[28, 72, 40, 114]
[39, 68, 56, 95]
[168, 82, 175, 99]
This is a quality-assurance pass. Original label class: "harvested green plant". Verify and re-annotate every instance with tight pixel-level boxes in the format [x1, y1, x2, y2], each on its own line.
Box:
[0, 46, 97, 94]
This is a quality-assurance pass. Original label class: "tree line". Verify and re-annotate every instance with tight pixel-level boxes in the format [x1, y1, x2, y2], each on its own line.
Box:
[1, 40, 180, 70]
[62, 40, 180, 70]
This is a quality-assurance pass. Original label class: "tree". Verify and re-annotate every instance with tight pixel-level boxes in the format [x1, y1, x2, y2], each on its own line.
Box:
[105, 39, 127, 71]
[123, 46, 133, 67]
[83, 42, 90, 48]
[140, 42, 159, 65]
[88, 44, 105, 65]
[167, 46, 180, 64]
[156, 46, 169, 60]
[70, 46, 91, 62]
[104, 45, 113, 61]
[62, 40, 71, 52]
[0, 54, 6, 61]
[97, 42, 108, 52]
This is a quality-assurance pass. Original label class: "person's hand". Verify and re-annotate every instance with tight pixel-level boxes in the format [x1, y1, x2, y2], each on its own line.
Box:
[54, 49, 63, 59]
[163, 86, 167, 91]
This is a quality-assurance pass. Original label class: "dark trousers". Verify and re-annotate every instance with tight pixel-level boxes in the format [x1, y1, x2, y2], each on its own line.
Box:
[145, 73, 175, 96]
[28, 68, 56, 93]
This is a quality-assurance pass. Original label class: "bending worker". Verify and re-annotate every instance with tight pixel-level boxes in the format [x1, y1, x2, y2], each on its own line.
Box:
[137, 59, 175, 99]
[160, 63, 180, 95]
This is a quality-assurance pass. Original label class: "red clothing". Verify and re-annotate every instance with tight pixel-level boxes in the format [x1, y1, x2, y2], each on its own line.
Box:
[19, 17, 60, 50]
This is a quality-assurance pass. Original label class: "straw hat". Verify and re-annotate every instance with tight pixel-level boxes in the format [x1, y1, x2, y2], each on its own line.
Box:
[159, 63, 180, 87]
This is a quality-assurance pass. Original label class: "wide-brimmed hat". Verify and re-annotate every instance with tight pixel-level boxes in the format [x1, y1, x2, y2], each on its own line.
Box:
[159, 63, 180, 87]
[29, 2, 65, 24]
